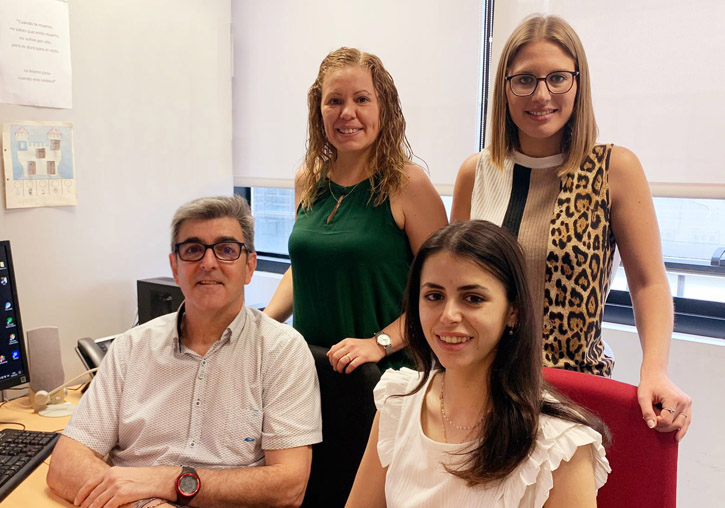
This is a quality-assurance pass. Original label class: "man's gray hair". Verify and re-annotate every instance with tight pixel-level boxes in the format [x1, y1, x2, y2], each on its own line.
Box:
[171, 195, 255, 253]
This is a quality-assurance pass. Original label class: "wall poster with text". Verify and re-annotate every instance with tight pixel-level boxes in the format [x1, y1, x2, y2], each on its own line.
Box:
[0, 0, 72, 108]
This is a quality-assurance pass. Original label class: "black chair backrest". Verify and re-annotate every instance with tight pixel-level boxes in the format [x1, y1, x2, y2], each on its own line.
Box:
[302, 345, 382, 508]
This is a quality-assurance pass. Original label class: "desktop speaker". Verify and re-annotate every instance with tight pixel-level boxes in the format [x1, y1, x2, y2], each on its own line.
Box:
[27, 326, 66, 410]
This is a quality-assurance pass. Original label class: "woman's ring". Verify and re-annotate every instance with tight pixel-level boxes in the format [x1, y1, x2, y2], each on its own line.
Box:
[677, 413, 687, 418]
[663, 407, 676, 414]
[343, 354, 351, 363]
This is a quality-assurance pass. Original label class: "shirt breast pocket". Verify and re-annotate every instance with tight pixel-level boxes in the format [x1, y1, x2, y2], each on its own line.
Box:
[224, 406, 264, 462]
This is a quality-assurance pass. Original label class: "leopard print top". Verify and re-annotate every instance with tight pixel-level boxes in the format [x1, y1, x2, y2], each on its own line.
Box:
[470, 145, 616, 376]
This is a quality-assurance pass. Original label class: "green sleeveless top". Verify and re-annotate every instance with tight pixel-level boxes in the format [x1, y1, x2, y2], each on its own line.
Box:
[289, 178, 413, 370]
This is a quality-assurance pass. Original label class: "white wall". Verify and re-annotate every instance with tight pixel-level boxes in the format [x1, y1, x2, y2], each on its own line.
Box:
[0, 0, 232, 380]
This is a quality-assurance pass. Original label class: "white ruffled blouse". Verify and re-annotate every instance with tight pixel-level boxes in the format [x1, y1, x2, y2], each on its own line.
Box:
[375, 368, 610, 508]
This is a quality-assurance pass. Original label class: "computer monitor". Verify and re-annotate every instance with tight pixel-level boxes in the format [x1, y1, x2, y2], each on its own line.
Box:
[0, 241, 31, 391]
[136, 277, 184, 325]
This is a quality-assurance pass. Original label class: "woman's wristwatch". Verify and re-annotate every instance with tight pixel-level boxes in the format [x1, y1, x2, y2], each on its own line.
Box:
[375, 331, 393, 356]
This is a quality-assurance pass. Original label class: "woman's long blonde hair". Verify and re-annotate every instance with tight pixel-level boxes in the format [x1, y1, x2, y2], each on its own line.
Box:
[299, 47, 412, 210]
[490, 15, 598, 175]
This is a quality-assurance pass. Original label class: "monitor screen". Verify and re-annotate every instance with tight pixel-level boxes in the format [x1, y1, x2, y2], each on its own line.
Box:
[0, 241, 31, 391]
[137, 277, 184, 325]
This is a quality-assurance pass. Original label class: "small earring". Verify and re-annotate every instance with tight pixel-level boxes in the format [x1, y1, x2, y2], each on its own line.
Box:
[508, 326, 514, 336]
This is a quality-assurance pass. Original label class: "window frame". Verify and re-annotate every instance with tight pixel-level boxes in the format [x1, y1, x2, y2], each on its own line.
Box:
[235, 186, 292, 274]
[604, 289, 724, 338]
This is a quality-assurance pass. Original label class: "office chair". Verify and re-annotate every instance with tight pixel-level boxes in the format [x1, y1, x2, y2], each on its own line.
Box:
[542, 367, 678, 508]
[302, 345, 382, 508]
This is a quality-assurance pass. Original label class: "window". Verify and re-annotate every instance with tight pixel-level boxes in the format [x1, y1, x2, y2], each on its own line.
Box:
[611, 197, 725, 302]
[247, 187, 295, 256]
[234, 187, 294, 274]
[607, 196, 724, 338]
[656, 197, 725, 268]
[240, 186, 724, 338]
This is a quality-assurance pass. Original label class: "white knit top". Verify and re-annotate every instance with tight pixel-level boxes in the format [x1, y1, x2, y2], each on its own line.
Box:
[375, 368, 610, 508]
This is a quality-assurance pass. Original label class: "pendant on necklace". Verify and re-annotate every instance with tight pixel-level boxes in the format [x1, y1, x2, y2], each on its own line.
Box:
[327, 194, 346, 224]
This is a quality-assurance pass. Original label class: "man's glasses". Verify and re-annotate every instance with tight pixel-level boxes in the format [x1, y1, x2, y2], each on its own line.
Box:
[175, 241, 247, 262]
[505, 71, 579, 97]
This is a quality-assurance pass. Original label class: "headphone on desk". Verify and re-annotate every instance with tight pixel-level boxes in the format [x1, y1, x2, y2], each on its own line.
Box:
[29, 368, 97, 412]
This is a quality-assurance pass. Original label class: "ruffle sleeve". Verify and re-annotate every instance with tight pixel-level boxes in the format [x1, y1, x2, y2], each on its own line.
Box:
[373, 367, 420, 468]
[501, 414, 611, 508]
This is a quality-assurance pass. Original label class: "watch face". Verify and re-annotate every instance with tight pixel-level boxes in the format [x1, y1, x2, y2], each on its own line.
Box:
[377, 333, 392, 347]
[179, 474, 199, 495]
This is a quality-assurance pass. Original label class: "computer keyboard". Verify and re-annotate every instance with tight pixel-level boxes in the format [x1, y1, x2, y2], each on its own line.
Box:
[0, 428, 59, 501]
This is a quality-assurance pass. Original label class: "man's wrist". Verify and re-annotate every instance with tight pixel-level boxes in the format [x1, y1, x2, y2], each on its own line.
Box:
[145, 466, 183, 503]
[176, 465, 201, 505]
[167, 466, 184, 500]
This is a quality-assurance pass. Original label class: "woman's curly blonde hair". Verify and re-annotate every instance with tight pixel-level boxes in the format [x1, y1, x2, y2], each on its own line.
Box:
[299, 47, 413, 210]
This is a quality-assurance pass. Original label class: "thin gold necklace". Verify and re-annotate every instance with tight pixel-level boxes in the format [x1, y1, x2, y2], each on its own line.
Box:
[326, 178, 362, 224]
[439, 372, 484, 443]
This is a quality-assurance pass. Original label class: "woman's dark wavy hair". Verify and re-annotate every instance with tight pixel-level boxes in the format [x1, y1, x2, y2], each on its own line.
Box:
[403, 220, 609, 484]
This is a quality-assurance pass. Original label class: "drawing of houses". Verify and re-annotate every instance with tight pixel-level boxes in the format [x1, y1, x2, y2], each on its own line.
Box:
[15, 127, 64, 178]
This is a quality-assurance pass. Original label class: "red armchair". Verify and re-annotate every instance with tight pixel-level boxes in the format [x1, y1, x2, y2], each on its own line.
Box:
[543, 367, 678, 508]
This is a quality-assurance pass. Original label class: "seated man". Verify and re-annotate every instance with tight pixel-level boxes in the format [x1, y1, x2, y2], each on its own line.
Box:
[47, 195, 322, 508]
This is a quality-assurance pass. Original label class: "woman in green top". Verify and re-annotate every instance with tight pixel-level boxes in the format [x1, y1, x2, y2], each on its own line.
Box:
[264, 47, 447, 372]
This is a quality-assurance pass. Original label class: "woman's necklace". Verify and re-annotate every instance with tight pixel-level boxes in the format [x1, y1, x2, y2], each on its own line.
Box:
[439, 372, 484, 443]
[326, 178, 362, 224]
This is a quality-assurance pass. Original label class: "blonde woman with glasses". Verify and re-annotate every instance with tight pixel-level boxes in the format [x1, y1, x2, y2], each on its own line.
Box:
[451, 15, 691, 439]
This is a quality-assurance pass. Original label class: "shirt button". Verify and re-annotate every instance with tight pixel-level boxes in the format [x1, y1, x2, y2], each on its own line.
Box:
[195, 400, 200, 406]
[201, 360, 206, 366]
[190, 441, 195, 448]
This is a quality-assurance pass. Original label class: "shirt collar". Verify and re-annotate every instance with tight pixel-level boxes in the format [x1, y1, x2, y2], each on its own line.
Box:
[174, 302, 248, 354]
[175, 301, 186, 346]
[512, 150, 565, 169]
[225, 305, 248, 345]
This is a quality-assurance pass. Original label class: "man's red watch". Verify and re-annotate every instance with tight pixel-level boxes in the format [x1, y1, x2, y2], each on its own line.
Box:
[176, 466, 201, 505]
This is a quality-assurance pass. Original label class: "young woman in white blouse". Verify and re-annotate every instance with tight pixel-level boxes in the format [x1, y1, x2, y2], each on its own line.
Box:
[346, 220, 610, 508]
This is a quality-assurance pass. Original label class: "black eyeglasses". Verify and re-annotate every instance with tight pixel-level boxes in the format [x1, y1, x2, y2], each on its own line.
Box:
[505, 71, 579, 97]
[174, 241, 247, 262]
